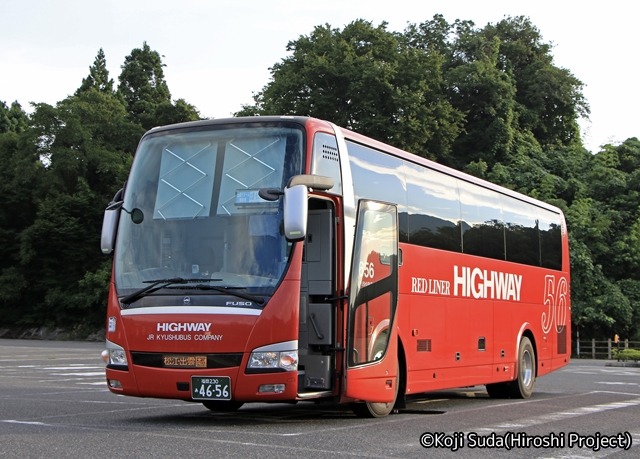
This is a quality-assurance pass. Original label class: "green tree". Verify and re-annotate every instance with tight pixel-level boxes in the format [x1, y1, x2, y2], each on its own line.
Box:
[445, 31, 519, 167]
[564, 138, 640, 338]
[618, 279, 640, 339]
[0, 43, 204, 333]
[436, 15, 588, 170]
[118, 42, 172, 129]
[616, 137, 640, 173]
[0, 127, 45, 325]
[118, 42, 201, 130]
[77, 48, 115, 95]
[0, 90, 135, 330]
[237, 20, 464, 160]
[0, 100, 29, 134]
[483, 16, 589, 147]
[18, 179, 106, 326]
[153, 98, 201, 126]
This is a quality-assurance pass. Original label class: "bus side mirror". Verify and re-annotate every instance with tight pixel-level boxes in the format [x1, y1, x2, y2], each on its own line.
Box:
[101, 205, 121, 254]
[274, 174, 333, 242]
[101, 188, 125, 254]
[283, 184, 308, 242]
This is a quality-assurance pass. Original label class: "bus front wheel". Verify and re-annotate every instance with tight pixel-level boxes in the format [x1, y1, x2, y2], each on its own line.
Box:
[350, 397, 395, 418]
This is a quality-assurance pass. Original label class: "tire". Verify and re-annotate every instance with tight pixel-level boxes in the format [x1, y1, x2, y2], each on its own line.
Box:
[510, 336, 535, 399]
[351, 397, 396, 418]
[202, 400, 244, 412]
[485, 382, 511, 399]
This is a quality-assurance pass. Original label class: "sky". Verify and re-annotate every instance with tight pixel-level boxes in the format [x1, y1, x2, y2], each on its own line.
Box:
[1, 0, 637, 153]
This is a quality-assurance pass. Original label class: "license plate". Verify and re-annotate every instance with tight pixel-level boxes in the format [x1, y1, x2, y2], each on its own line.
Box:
[191, 376, 231, 400]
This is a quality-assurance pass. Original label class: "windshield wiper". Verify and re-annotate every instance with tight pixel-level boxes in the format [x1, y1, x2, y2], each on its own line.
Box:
[166, 284, 265, 306]
[120, 278, 222, 306]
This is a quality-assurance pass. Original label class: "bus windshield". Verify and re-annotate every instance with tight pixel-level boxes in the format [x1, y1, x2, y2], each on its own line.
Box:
[114, 124, 304, 301]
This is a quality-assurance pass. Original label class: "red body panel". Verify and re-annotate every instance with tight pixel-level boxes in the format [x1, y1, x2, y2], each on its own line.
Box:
[398, 241, 570, 395]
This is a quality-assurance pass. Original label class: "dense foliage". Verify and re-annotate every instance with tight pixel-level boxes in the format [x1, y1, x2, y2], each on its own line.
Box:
[0, 44, 200, 335]
[0, 17, 638, 342]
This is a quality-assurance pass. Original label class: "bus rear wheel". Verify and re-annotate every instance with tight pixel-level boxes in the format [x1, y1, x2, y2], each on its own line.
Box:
[510, 336, 535, 399]
[202, 400, 244, 412]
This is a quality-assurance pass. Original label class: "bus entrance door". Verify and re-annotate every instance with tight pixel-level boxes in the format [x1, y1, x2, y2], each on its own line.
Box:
[345, 200, 399, 403]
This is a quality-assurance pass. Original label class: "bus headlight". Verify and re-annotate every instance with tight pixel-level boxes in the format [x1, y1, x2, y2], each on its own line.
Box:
[109, 349, 128, 365]
[248, 350, 298, 372]
[106, 339, 128, 366]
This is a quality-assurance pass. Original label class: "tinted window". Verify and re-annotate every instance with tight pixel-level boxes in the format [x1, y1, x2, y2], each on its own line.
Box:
[538, 209, 563, 270]
[346, 141, 563, 270]
[459, 181, 505, 260]
[347, 141, 408, 240]
[405, 163, 461, 252]
[502, 197, 539, 266]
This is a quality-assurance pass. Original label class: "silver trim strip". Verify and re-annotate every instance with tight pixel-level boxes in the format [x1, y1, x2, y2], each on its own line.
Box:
[252, 340, 299, 352]
[120, 306, 262, 316]
[105, 339, 124, 351]
[297, 390, 333, 399]
[328, 122, 356, 287]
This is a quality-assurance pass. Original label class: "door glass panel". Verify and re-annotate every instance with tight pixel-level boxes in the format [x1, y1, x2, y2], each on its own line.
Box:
[348, 201, 398, 367]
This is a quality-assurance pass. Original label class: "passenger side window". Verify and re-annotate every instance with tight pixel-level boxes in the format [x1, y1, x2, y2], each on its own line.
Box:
[405, 163, 462, 252]
[347, 141, 408, 240]
[502, 197, 540, 266]
[459, 181, 505, 260]
[538, 208, 563, 270]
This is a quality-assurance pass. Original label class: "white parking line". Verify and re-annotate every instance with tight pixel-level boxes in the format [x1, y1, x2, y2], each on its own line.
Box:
[470, 397, 640, 434]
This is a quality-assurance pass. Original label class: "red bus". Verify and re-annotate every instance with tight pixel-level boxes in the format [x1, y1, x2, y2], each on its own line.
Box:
[101, 116, 570, 417]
